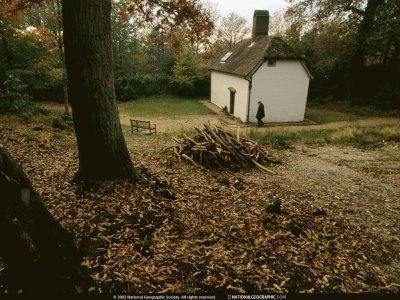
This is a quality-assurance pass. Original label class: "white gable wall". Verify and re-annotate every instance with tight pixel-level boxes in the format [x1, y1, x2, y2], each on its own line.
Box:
[210, 71, 249, 122]
[249, 60, 310, 123]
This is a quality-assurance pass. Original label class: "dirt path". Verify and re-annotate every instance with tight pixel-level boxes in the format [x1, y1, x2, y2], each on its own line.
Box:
[274, 145, 400, 278]
[257, 145, 400, 281]
[119, 113, 235, 133]
[260, 145, 400, 240]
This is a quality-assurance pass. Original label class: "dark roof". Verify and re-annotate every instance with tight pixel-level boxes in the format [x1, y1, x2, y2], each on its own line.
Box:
[210, 35, 304, 78]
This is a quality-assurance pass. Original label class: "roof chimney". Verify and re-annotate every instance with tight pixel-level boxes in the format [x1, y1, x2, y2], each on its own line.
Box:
[252, 10, 269, 40]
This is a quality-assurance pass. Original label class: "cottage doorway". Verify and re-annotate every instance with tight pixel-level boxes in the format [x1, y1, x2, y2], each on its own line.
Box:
[229, 90, 235, 114]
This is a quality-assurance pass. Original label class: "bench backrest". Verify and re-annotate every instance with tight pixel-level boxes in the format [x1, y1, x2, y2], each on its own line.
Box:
[130, 119, 151, 129]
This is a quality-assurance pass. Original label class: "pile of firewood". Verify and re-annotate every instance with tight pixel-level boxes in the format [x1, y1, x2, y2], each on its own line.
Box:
[172, 124, 278, 174]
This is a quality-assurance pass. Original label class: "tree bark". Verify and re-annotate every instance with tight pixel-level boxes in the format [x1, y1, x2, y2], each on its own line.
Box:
[346, 0, 384, 98]
[0, 145, 85, 293]
[0, 24, 13, 69]
[61, 0, 136, 180]
[52, 0, 70, 116]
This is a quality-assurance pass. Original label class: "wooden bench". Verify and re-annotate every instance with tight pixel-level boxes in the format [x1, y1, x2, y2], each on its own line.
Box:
[130, 119, 156, 135]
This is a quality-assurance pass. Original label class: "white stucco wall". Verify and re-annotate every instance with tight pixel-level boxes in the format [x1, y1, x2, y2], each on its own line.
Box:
[210, 71, 249, 122]
[249, 60, 310, 123]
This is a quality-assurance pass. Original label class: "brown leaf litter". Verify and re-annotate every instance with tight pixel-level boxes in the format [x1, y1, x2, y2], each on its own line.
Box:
[0, 119, 399, 293]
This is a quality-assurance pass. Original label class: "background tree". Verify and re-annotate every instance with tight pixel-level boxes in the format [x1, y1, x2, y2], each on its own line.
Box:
[47, 0, 69, 114]
[268, 11, 290, 36]
[111, 0, 144, 101]
[219, 12, 250, 50]
[108, 0, 217, 101]
[206, 12, 250, 61]
[286, 0, 400, 107]
[125, 0, 214, 46]
[61, 0, 215, 180]
[23, 0, 69, 113]
[0, 0, 64, 105]
[170, 47, 207, 97]
[111, 1, 175, 100]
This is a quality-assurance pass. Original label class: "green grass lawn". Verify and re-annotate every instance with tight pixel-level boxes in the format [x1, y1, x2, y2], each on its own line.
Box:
[118, 96, 214, 118]
[305, 102, 400, 124]
[305, 107, 365, 124]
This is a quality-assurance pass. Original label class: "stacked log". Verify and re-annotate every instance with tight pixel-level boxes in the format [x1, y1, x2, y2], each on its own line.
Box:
[172, 124, 278, 174]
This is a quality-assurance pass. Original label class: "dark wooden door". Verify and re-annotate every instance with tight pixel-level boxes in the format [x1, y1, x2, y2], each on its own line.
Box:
[229, 91, 235, 114]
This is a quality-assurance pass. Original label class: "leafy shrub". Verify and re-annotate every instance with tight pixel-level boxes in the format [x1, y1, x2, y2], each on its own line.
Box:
[50, 112, 74, 131]
[309, 96, 336, 104]
[11, 68, 65, 102]
[247, 129, 296, 149]
[136, 74, 168, 97]
[169, 49, 207, 97]
[0, 75, 47, 116]
[269, 135, 295, 149]
[373, 83, 400, 109]
[387, 134, 400, 143]
[115, 77, 138, 101]
[194, 74, 211, 98]
[32, 125, 44, 131]
[61, 113, 74, 127]
[115, 74, 169, 101]
[332, 127, 386, 149]
[52, 117, 69, 130]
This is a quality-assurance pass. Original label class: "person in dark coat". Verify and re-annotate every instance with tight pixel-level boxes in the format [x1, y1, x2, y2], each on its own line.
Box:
[256, 101, 265, 126]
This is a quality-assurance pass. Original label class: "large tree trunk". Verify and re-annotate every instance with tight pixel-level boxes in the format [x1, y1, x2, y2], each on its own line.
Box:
[346, 0, 384, 98]
[61, 0, 136, 180]
[0, 145, 85, 293]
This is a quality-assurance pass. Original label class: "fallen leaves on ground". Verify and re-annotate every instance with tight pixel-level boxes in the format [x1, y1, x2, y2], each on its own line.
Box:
[0, 118, 399, 293]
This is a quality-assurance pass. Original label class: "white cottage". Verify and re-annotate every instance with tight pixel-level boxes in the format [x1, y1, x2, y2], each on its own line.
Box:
[210, 10, 312, 123]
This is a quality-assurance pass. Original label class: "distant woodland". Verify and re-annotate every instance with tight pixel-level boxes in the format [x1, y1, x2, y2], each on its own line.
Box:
[0, 0, 399, 109]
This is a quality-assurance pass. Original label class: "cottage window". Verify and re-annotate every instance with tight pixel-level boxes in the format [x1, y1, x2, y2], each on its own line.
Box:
[267, 59, 276, 67]
[220, 52, 233, 63]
